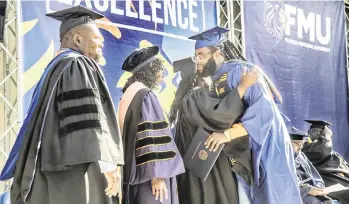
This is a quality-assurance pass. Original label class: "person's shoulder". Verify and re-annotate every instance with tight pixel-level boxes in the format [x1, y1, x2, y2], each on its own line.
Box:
[299, 152, 310, 161]
[57, 54, 101, 80]
[184, 87, 211, 101]
[224, 60, 257, 73]
[75, 55, 98, 65]
[225, 59, 246, 66]
[226, 59, 257, 67]
[144, 90, 159, 102]
[222, 60, 244, 71]
[60, 52, 97, 66]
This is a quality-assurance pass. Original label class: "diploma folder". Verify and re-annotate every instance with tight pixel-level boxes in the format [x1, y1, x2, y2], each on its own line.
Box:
[183, 128, 225, 181]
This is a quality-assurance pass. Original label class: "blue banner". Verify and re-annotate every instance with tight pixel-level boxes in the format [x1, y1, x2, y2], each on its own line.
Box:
[21, 0, 217, 114]
[243, 1, 349, 158]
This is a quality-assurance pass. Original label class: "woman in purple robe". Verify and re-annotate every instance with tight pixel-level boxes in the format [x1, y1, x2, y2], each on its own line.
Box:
[118, 46, 185, 204]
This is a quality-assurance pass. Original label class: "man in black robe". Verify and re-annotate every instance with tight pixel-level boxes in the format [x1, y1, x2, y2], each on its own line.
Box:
[303, 120, 349, 203]
[170, 66, 258, 204]
[3, 6, 124, 204]
[289, 128, 341, 204]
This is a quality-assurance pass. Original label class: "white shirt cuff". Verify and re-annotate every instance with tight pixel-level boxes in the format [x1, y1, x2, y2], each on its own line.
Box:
[97, 161, 117, 173]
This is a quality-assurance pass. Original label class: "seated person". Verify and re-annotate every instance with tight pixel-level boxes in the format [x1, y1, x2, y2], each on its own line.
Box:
[290, 128, 341, 204]
[303, 120, 349, 203]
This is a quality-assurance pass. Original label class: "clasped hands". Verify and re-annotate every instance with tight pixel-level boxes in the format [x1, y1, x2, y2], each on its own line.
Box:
[104, 170, 121, 197]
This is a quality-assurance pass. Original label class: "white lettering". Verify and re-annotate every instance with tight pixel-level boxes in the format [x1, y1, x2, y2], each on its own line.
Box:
[74, 0, 93, 8]
[285, 37, 298, 45]
[47, 0, 204, 32]
[111, 0, 124, 15]
[299, 41, 313, 49]
[285, 38, 330, 53]
[164, 0, 176, 26]
[152, 0, 164, 24]
[46, 0, 54, 13]
[284, 4, 331, 46]
[285, 4, 296, 36]
[316, 14, 331, 45]
[126, 0, 138, 18]
[188, 0, 199, 32]
[297, 9, 315, 42]
[57, 0, 72, 5]
[314, 45, 330, 52]
[139, 0, 151, 21]
[177, 0, 188, 29]
[73, 0, 82, 6]
[94, 0, 108, 12]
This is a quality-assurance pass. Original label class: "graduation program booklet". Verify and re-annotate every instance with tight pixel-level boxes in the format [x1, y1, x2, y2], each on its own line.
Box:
[323, 183, 349, 194]
[183, 127, 225, 181]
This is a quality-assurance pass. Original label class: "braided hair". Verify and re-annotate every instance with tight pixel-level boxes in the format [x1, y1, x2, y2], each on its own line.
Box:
[216, 40, 246, 61]
[169, 40, 245, 124]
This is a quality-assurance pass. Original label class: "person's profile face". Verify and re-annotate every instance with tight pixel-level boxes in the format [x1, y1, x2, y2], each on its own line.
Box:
[82, 24, 104, 62]
[291, 141, 304, 153]
[193, 47, 214, 76]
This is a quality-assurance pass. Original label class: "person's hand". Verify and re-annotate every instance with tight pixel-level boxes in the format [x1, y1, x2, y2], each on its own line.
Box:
[205, 132, 230, 152]
[232, 123, 244, 128]
[308, 186, 326, 196]
[151, 178, 168, 202]
[104, 170, 121, 197]
[239, 67, 259, 89]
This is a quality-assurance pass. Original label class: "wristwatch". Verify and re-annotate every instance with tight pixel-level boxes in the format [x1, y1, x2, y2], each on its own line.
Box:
[224, 129, 231, 141]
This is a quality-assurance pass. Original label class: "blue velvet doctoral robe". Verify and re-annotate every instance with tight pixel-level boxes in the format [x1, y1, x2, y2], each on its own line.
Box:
[211, 60, 302, 204]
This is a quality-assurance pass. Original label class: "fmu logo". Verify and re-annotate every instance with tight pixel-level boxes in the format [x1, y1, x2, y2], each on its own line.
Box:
[263, 0, 331, 52]
[263, 0, 287, 43]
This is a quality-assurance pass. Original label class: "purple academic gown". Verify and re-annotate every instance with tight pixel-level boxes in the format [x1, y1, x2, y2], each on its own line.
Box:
[211, 61, 302, 204]
[128, 91, 185, 204]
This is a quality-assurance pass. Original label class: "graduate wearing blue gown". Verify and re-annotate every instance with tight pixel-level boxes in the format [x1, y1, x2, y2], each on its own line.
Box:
[188, 27, 302, 204]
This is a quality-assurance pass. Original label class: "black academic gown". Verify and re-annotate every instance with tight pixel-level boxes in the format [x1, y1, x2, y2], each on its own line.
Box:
[296, 152, 335, 204]
[11, 50, 123, 204]
[303, 137, 349, 203]
[174, 87, 253, 204]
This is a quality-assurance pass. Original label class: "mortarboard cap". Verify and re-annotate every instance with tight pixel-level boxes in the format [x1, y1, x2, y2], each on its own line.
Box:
[122, 46, 159, 73]
[189, 26, 230, 49]
[173, 57, 195, 78]
[304, 120, 332, 129]
[46, 5, 104, 40]
[289, 127, 309, 141]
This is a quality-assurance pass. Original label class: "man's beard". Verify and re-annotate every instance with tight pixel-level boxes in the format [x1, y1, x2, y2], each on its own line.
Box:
[88, 51, 102, 63]
[198, 57, 217, 77]
[85, 47, 102, 63]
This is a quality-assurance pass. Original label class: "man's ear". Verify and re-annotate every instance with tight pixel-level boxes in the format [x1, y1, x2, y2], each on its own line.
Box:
[72, 33, 82, 47]
[213, 49, 222, 59]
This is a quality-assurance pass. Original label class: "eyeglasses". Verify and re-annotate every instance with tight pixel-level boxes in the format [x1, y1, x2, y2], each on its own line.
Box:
[192, 51, 213, 62]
